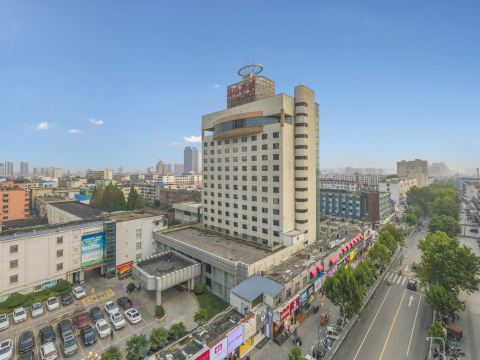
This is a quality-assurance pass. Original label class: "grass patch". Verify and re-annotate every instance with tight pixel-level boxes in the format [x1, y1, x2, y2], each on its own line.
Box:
[195, 291, 228, 320]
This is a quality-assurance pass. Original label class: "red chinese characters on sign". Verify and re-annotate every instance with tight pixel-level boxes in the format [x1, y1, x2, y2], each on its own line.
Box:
[195, 348, 210, 360]
[290, 296, 300, 313]
[227, 79, 256, 102]
[280, 306, 290, 322]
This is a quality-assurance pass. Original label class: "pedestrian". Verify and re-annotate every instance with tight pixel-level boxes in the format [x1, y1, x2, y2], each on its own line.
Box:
[111, 330, 114, 341]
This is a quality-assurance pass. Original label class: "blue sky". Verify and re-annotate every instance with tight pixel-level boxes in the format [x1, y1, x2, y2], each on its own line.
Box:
[1, 1, 479, 172]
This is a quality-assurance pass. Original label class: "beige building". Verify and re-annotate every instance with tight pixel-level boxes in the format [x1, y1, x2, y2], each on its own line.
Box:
[86, 168, 113, 180]
[201, 67, 320, 250]
[397, 159, 428, 187]
[379, 176, 418, 208]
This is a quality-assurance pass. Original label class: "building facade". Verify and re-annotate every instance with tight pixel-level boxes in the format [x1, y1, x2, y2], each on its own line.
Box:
[184, 147, 199, 174]
[201, 67, 320, 250]
[378, 176, 417, 209]
[86, 168, 113, 180]
[20, 162, 29, 176]
[397, 159, 428, 187]
[0, 182, 30, 221]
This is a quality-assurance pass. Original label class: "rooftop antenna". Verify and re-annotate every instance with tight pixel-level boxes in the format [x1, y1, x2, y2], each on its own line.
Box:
[238, 64, 263, 79]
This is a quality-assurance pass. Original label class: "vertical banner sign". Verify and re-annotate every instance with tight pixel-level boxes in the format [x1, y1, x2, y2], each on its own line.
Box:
[227, 324, 244, 353]
[81, 232, 105, 267]
[209, 337, 227, 360]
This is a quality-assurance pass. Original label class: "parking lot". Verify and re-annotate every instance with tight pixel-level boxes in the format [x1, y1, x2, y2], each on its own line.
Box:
[0, 285, 166, 359]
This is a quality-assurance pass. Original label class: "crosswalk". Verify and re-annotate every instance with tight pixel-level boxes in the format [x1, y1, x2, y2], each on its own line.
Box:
[384, 271, 425, 292]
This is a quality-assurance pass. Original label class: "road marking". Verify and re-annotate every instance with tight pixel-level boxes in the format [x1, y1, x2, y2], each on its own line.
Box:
[396, 275, 403, 284]
[379, 289, 407, 360]
[402, 277, 407, 286]
[392, 274, 398, 283]
[408, 295, 414, 307]
[353, 286, 392, 360]
[406, 295, 422, 356]
[405, 265, 409, 272]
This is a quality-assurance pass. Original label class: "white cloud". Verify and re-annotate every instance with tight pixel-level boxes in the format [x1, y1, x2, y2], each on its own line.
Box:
[183, 135, 202, 143]
[213, 84, 222, 88]
[68, 128, 84, 135]
[36, 121, 49, 130]
[89, 118, 104, 125]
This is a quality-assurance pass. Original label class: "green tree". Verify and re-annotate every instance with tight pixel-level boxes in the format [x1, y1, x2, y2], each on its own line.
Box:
[430, 197, 460, 219]
[378, 230, 397, 253]
[126, 283, 136, 294]
[354, 259, 377, 289]
[53, 279, 72, 292]
[425, 284, 465, 320]
[126, 334, 148, 360]
[90, 184, 126, 212]
[168, 322, 187, 341]
[127, 187, 145, 210]
[150, 328, 168, 351]
[288, 346, 303, 360]
[382, 224, 406, 248]
[102, 346, 122, 360]
[429, 320, 447, 343]
[193, 283, 206, 295]
[415, 232, 480, 294]
[322, 266, 364, 318]
[368, 242, 391, 267]
[404, 211, 417, 226]
[428, 215, 461, 238]
[194, 308, 209, 325]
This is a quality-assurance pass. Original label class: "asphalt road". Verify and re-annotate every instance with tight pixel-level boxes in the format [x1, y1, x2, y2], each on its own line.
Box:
[333, 229, 432, 360]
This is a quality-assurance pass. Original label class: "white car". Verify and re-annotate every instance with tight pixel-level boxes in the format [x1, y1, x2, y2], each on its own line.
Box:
[95, 319, 111, 338]
[124, 308, 142, 324]
[31, 302, 44, 318]
[72, 286, 86, 299]
[46, 297, 59, 311]
[104, 301, 119, 316]
[0, 314, 9, 331]
[110, 312, 126, 330]
[40, 341, 57, 360]
[0, 339, 13, 360]
[12, 308, 27, 323]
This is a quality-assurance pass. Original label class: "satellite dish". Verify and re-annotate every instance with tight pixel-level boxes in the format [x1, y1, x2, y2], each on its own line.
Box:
[238, 64, 264, 78]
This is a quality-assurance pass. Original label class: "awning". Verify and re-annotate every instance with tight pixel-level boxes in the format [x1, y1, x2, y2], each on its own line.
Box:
[309, 267, 317, 278]
[339, 248, 345, 255]
[316, 263, 324, 273]
[350, 241, 355, 247]
[329, 256, 338, 266]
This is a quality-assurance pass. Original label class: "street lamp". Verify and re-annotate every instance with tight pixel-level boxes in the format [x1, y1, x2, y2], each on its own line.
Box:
[426, 336, 445, 359]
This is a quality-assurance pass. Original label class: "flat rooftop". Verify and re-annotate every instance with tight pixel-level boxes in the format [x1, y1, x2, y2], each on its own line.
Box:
[50, 201, 103, 219]
[107, 209, 165, 222]
[137, 251, 195, 277]
[161, 227, 272, 264]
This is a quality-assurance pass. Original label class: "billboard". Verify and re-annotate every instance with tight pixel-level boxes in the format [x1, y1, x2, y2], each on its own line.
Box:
[209, 337, 227, 360]
[227, 324, 244, 353]
[81, 232, 105, 267]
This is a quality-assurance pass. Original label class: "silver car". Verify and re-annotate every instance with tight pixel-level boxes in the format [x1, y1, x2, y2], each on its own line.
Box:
[62, 333, 78, 357]
[31, 303, 44, 318]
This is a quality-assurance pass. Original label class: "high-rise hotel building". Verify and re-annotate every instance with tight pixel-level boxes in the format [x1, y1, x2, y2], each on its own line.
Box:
[201, 65, 320, 251]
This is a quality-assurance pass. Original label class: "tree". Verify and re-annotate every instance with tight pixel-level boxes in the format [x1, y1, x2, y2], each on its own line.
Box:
[382, 224, 406, 248]
[126, 283, 136, 294]
[168, 322, 187, 341]
[404, 211, 417, 226]
[429, 320, 447, 343]
[127, 187, 145, 210]
[150, 328, 168, 351]
[155, 305, 165, 318]
[430, 196, 460, 219]
[415, 232, 480, 294]
[368, 243, 391, 267]
[378, 230, 397, 253]
[102, 346, 122, 360]
[426, 284, 465, 320]
[193, 283, 206, 295]
[288, 346, 303, 360]
[428, 215, 461, 238]
[53, 279, 72, 292]
[90, 183, 126, 212]
[194, 308, 209, 325]
[322, 266, 364, 318]
[126, 334, 148, 360]
[354, 259, 377, 289]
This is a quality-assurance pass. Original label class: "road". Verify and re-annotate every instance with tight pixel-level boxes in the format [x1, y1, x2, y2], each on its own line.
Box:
[333, 229, 432, 360]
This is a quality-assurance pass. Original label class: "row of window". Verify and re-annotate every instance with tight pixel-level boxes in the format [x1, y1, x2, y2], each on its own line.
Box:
[8, 236, 64, 254]
[204, 205, 280, 215]
[203, 211, 281, 224]
[9, 263, 64, 284]
[205, 185, 280, 192]
[204, 154, 280, 163]
[205, 175, 280, 182]
[204, 132, 280, 147]
[203, 164, 281, 172]
[203, 217, 280, 236]
[204, 143, 280, 156]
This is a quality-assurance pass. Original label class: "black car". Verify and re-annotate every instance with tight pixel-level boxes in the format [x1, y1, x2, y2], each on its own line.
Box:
[89, 306, 104, 323]
[80, 325, 97, 346]
[411, 262, 418, 270]
[117, 297, 133, 310]
[61, 293, 74, 306]
[39, 325, 56, 344]
[470, 228, 479, 233]
[406, 279, 418, 291]
[20, 351, 35, 360]
[57, 319, 73, 339]
[19, 331, 35, 354]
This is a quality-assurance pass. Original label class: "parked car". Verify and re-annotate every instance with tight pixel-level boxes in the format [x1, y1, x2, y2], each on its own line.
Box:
[406, 279, 418, 291]
[0, 314, 9, 331]
[72, 287, 86, 300]
[61, 334, 78, 357]
[73, 313, 89, 329]
[95, 319, 111, 338]
[0, 339, 13, 360]
[117, 297, 133, 310]
[80, 326, 97, 347]
[46, 298, 59, 311]
[61, 294, 73, 306]
[31, 303, 44, 318]
[19, 352, 35, 360]
[57, 320, 73, 339]
[19, 331, 35, 354]
[40, 342, 57, 360]
[124, 308, 142, 324]
[411, 262, 418, 270]
[89, 307, 104, 323]
[39, 326, 56, 344]
[470, 228, 479, 233]
[13, 308, 27, 323]
[104, 301, 119, 316]
[110, 312, 126, 330]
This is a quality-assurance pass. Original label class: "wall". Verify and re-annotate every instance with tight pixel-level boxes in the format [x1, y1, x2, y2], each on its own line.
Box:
[46, 203, 81, 224]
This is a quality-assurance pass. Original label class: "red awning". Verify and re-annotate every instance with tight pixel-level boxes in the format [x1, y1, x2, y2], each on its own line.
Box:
[309, 267, 317, 278]
[359, 234, 364, 240]
[316, 263, 324, 273]
[330, 256, 338, 266]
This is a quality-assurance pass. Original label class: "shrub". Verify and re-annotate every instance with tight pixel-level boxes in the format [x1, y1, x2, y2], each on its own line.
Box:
[126, 282, 136, 294]
[3, 293, 26, 309]
[194, 308, 209, 325]
[155, 305, 165, 318]
[193, 283, 206, 295]
[54, 279, 72, 293]
[168, 322, 187, 341]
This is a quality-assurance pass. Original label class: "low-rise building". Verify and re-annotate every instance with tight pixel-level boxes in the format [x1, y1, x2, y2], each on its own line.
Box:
[86, 168, 113, 180]
[173, 202, 202, 224]
[0, 181, 30, 222]
[379, 176, 417, 209]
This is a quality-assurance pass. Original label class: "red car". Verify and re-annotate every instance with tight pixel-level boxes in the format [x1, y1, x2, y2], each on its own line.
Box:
[74, 312, 90, 329]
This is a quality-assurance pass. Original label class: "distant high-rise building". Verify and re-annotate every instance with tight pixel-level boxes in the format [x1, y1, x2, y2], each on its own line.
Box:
[184, 147, 199, 174]
[4, 162, 14, 177]
[0, 163, 4, 176]
[156, 161, 167, 175]
[40, 167, 45, 176]
[429, 162, 450, 178]
[20, 161, 29, 176]
[397, 159, 428, 187]
[32, 167, 39, 176]
[173, 163, 184, 175]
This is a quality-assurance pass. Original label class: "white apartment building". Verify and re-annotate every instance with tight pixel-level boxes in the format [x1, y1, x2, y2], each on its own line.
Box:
[86, 168, 113, 180]
[320, 179, 358, 191]
[201, 66, 319, 250]
[379, 176, 418, 209]
[320, 173, 381, 190]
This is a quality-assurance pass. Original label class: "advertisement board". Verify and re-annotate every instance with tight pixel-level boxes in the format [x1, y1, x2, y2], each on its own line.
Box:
[289, 296, 300, 313]
[227, 79, 256, 105]
[314, 277, 323, 293]
[299, 290, 308, 306]
[116, 261, 133, 278]
[209, 337, 227, 360]
[227, 324, 244, 353]
[195, 349, 210, 360]
[242, 315, 257, 340]
[81, 232, 105, 267]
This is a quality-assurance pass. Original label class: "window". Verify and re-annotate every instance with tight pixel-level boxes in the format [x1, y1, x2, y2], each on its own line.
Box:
[136, 229, 142, 239]
[262, 228, 268, 234]
[251, 145, 257, 151]
[273, 154, 280, 160]
[10, 275, 18, 284]
[262, 186, 268, 192]
[205, 263, 212, 274]
[273, 165, 280, 171]
[262, 134, 268, 140]
[273, 198, 280, 204]
[57, 236, 63, 244]
[273, 220, 280, 226]
[262, 155, 268, 161]
[262, 165, 268, 171]
[10, 259, 18, 269]
[251, 155, 257, 161]
[10, 245, 18, 254]
[273, 143, 279, 149]
[262, 144, 268, 150]
[252, 216, 257, 222]
[273, 176, 279, 182]
[57, 249, 64, 258]
[251, 135, 257, 141]
[56, 263, 63, 271]
[136, 242, 142, 250]
[242, 146, 247, 152]
[274, 231, 280, 237]
[242, 136, 247, 142]
[273, 187, 279, 193]
[262, 218, 268, 224]
[252, 226, 257, 231]
[273, 132, 279, 138]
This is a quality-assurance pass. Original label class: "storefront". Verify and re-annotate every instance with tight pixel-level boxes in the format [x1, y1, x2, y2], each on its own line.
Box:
[239, 313, 256, 357]
[272, 295, 299, 344]
[226, 324, 244, 359]
[209, 337, 227, 360]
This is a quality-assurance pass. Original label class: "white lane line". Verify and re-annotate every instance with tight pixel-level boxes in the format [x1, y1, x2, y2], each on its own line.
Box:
[396, 275, 403, 284]
[406, 294, 422, 356]
[392, 274, 398, 283]
[405, 265, 410, 272]
[353, 286, 393, 360]
[402, 277, 407, 286]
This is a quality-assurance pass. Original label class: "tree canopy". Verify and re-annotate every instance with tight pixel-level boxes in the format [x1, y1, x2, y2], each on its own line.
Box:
[428, 215, 461, 238]
[102, 346, 122, 360]
[407, 183, 460, 219]
[425, 284, 465, 320]
[126, 187, 145, 210]
[90, 183, 127, 212]
[368, 242, 391, 267]
[126, 334, 148, 360]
